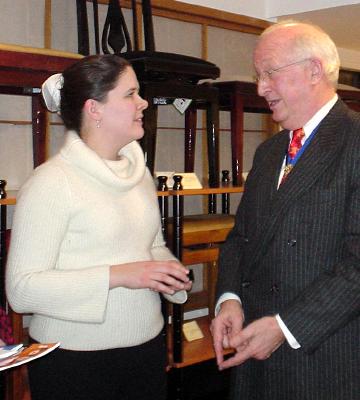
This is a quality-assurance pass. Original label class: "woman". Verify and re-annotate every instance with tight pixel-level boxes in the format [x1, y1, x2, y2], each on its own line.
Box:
[6, 55, 191, 400]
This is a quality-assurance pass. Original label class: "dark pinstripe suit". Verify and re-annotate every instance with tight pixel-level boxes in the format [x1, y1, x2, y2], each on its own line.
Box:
[216, 99, 360, 400]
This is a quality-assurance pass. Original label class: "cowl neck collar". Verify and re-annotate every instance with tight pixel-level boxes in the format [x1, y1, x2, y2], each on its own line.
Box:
[60, 131, 146, 191]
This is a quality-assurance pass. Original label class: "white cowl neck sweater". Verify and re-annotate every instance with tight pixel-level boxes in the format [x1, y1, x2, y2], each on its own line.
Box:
[6, 131, 186, 350]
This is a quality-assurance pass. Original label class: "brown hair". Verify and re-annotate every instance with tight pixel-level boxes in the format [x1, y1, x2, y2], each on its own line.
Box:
[60, 54, 131, 132]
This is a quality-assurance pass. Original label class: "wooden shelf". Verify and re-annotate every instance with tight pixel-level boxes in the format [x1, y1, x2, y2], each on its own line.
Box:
[0, 191, 17, 205]
[171, 316, 233, 368]
[182, 246, 220, 265]
[170, 185, 243, 196]
[3, 186, 243, 203]
[157, 184, 244, 196]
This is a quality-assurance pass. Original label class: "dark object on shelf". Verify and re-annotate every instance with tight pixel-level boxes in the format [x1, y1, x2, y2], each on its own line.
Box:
[76, 0, 89, 55]
[76, 0, 100, 55]
[339, 69, 360, 89]
[172, 175, 184, 364]
[221, 170, 230, 214]
[157, 175, 169, 242]
[0, 180, 8, 308]
[0, 180, 6, 199]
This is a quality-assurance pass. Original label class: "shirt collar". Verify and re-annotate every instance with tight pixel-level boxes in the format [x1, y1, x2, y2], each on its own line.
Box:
[291, 94, 338, 140]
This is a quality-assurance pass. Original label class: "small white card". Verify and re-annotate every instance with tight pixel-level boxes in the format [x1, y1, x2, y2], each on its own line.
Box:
[182, 320, 204, 342]
[173, 98, 192, 114]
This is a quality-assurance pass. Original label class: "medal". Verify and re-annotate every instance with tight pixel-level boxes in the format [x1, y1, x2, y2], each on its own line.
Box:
[283, 164, 293, 176]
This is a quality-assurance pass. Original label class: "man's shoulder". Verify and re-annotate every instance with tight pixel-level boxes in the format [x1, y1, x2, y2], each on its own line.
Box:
[332, 98, 360, 125]
[345, 107, 360, 130]
[334, 100, 360, 141]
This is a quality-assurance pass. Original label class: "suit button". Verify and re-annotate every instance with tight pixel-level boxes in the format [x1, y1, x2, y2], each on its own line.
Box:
[241, 281, 251, 288]
[287, 239, 297, 246]
[270, 284, 279, 293]
[244, 237, 249, 243]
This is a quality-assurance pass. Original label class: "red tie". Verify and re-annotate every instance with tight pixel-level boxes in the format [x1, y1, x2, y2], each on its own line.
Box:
[281, 128, 305, 184]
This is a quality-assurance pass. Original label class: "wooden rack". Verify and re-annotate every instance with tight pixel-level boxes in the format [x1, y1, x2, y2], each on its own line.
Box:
[0, 44, 82, 168]
[157, 181, 243, 362]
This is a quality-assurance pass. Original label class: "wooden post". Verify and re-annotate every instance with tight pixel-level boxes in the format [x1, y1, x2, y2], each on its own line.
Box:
[172, 175, 183, 364]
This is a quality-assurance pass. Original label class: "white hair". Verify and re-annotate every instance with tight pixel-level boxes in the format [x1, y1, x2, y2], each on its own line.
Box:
[261, 20, 340, 87]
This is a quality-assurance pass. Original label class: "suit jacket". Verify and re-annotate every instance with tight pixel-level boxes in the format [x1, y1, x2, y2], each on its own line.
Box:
[216, 100, 360, 400]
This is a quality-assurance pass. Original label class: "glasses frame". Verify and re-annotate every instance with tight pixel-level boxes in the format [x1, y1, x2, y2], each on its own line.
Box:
[254, 58, 312, 83]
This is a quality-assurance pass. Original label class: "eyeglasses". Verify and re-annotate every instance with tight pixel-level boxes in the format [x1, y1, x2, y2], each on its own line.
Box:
[254, 58, 311, 83]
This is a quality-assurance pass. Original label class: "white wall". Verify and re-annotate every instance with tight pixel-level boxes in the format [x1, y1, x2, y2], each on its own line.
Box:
[0, 0, 45, 47]
[176, 0, 360, 20]
[338, 47, 360, 71]
[175, 0, 267, 17]
[265, 0, 360, 18]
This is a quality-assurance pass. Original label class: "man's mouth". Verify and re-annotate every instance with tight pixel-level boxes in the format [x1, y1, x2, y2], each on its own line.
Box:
[268, 99, 280, 109]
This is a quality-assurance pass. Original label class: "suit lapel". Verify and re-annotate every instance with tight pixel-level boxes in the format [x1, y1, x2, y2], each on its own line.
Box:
[259, 133, 288, 201]
[246, 100, 349, 270]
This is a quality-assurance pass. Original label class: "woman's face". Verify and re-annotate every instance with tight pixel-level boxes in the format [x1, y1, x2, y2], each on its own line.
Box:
[99, 66, 148, 149]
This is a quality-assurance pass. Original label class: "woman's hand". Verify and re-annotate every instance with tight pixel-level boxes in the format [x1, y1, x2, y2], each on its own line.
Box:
[110, 260, 191, 295]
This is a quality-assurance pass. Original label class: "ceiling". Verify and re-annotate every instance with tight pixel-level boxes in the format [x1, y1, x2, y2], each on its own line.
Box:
[278, 3, 360, 51]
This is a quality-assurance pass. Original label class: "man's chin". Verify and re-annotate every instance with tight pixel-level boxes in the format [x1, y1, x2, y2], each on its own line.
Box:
[271, 112, 284, 125]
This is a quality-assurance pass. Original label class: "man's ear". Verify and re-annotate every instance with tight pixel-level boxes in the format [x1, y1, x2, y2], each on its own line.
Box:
[310, 58, 323, 84]
[84, 99, 103, 121]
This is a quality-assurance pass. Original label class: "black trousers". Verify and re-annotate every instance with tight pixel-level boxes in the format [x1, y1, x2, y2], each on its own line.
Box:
[28, 333, 167, 400]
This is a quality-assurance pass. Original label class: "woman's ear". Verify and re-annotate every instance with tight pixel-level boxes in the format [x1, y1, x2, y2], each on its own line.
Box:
[84, 99, 103, 122]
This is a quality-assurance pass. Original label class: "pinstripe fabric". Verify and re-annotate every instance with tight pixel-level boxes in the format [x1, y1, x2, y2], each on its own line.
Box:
[216, 100, 360, 400]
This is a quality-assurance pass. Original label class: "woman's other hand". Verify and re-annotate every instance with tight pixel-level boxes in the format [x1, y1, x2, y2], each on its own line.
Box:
[110, 260, 191, 295]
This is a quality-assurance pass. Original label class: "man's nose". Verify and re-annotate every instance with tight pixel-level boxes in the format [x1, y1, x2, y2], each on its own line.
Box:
[257, 78, 270, 97]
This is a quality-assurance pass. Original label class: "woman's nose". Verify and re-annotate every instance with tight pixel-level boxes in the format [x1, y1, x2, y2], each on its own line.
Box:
[138, 96, 148, 110]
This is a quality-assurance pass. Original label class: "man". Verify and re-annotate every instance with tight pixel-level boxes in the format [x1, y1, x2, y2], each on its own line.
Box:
[211, 21, 359, 400]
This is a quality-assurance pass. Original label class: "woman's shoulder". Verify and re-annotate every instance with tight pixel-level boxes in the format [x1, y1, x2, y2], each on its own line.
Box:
[29, 155, 69, 184]
[17, 156, 71, 203]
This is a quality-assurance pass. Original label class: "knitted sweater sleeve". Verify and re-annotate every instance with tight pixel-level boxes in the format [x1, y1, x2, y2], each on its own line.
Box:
[150, 224, 187, 304]
[6, 165, 110, 324]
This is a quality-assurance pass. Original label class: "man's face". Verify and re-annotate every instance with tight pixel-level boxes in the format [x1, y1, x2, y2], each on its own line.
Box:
[253, 30, 314, 130]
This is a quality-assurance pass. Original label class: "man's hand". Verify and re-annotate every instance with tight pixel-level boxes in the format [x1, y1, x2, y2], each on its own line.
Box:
[210, 300, 244, 367]
[218, 316, 286, 370]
